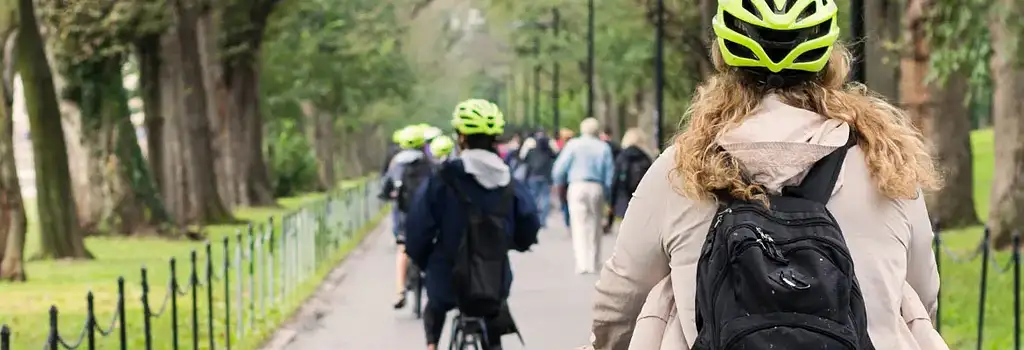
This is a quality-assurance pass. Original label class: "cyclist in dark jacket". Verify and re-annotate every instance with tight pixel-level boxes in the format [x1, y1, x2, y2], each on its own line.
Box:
[405, 99, 540, 350]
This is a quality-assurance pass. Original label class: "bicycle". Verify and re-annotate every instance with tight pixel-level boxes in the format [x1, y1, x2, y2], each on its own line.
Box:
[405, 262, 425, 318]
[447, 312, 491, 350]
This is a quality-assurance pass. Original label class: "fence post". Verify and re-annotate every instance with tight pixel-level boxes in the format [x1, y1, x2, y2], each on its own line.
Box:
[205, 243, 215, 350]
[141, 267, 153, 350]
[268, 217, 276, 304]
[190, 250, 199, 350]
[86, 292, 96, 350]
[256, 224, 265, 322]
[47, 306, 58, 350]
[976, 227, 991, 350]
[222, 236, 231, 350]
[933, 221, 942, 333]
[1, 324, 10, 350]
[117, 277, 127, 350]
[1013, 231, 1021, 350]
[170, 258, 180, 350]
[248, 225, 256, 331]
[234, 231, 244, 340]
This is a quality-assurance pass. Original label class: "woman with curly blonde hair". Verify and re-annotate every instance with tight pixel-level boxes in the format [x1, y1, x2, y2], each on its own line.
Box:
[588, 0, 944, 349]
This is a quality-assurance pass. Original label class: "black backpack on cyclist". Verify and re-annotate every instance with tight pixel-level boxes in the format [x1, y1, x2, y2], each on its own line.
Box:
[692, 130, 875, 350]
[396, 153, 432, 212]
[438, 168, 513, 318]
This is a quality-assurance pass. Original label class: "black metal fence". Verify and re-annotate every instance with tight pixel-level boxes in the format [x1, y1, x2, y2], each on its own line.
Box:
[0, 180, 385, 350]
[933, 224, 1022, 350]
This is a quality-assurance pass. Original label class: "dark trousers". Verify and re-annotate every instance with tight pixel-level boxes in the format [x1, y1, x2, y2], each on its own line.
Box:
[423, 300, 506, 348]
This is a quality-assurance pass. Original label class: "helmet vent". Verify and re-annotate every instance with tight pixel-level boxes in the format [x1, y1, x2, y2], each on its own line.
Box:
[767, 0, 799, 14]
[742, 0, 762, 19]
[797, 1, 817, 20]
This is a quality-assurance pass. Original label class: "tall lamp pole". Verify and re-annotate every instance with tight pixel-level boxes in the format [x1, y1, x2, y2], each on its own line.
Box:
[552, 8, 561, 134]
[522, 65, 531, 128]
[532, 36, 541, 131]
[654, 0, 665, 150]
[850, 0, 865, 83]
[586, 0, 595, 119]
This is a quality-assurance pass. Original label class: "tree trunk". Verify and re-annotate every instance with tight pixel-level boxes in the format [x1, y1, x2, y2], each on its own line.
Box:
[225, 62, 275, 206]
[986, 0, 1024, 248]
[0, 25, 26, 280]
[17, 0, 88, 259]
[926, 72, 979, 228]
[196, 12, 238, 208]
[301, 101, 336, 191]
[156, 29, 189, 225]
[900, 0, 978, 228]
[207, 1, 276, 208]
[698, 0, 715, 78]
[173, 0, 233, 224]
[864, 0, 901, 102]
[64, 57, 173, 235]
[137, 35, 164, 191]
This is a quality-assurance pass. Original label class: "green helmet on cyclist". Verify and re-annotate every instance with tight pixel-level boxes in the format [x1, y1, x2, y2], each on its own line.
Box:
[450, 99, 505, 136]
[396, 125, 427, 150]
[429, 135, 455, 159]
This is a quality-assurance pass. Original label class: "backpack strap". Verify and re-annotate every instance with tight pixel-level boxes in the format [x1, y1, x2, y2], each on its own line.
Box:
[781, 129, 858, 204]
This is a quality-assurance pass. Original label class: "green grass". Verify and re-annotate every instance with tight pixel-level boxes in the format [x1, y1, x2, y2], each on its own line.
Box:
[0, 179, 387, 350]
[936, 129, 1017, 350]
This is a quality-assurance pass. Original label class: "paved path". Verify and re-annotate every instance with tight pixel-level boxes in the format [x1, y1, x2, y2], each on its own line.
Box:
[276, 213, 617, 350]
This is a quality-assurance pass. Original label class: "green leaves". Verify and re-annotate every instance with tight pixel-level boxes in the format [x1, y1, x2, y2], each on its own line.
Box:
[261, 0, 414, 121]
[38, 0, 169, 64]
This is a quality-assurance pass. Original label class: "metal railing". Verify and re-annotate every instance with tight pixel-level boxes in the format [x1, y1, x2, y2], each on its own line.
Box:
[933, 222, 1022, 350]
[0, 180, 384, 350]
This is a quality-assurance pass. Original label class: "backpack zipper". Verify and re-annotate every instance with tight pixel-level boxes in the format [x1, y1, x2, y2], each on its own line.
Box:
[755, 227, 787, 263]
[727, 206, 837, 227]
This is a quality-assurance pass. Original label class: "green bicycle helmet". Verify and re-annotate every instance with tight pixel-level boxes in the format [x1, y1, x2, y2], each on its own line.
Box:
[713, 0, 839, 73]
[451, 99, 505, 136]
[392, 128, 404, 144]
[396, 125, 426, 150]
[429, 135, 455, 157]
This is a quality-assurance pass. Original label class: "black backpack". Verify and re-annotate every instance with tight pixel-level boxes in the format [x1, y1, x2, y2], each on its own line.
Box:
[692, 131, 875, 350]
[623, 153, 653, 194]
[439, 169, 513, 318]
[396, 154, 432, 212]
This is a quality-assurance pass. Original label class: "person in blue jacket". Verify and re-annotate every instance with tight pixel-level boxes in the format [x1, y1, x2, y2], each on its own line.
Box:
[404, 99, 541, 350]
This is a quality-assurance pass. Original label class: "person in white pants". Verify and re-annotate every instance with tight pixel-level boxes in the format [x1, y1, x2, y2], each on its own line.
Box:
[551, 118, 615, 274]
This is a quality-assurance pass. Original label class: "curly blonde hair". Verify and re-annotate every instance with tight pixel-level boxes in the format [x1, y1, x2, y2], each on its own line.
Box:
[672, 42, 941, 203]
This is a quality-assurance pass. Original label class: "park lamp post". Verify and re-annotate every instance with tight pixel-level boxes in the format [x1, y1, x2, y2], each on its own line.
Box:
[587, 0, 595, 120]
[533, 36, 541, 131]
[654, 0, 665, 151]
[551, 8, 561, 135]
[511, 16, 557, 132]
[850, 0, 865, 83]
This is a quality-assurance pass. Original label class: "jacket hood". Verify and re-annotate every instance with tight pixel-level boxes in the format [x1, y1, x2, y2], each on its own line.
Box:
[459, 149, 511, 189]
[391, 149, 425, 164]
[718, 95, 851, 194]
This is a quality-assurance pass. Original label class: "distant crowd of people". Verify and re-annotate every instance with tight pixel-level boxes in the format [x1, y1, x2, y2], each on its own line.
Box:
[496, 119, 656, 274]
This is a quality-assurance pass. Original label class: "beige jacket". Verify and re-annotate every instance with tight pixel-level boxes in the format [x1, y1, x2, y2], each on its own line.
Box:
[589, 96, 943, 350]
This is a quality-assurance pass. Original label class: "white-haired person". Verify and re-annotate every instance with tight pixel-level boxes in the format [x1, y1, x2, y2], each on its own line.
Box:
[551, 118, 614, 274]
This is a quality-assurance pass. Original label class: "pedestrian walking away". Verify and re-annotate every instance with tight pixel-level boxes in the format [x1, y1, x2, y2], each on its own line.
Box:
[552, 118, 613, 275]
[520, 131, 558, 226]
